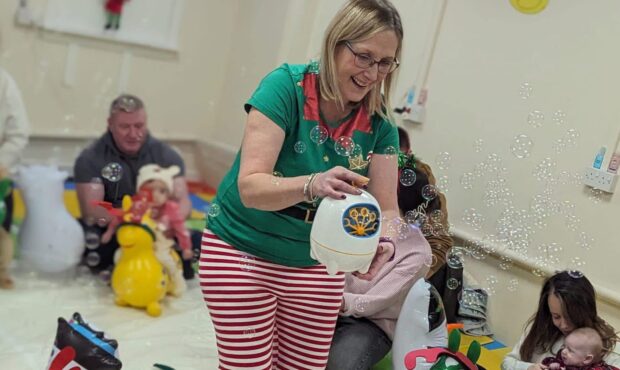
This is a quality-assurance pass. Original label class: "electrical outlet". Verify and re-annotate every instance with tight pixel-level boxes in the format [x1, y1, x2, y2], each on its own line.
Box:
[583, 167, 618, 193]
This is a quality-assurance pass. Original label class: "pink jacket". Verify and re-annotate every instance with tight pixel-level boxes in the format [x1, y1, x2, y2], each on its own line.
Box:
[341, 226, 431, 339]
[149, 200, 191, 251]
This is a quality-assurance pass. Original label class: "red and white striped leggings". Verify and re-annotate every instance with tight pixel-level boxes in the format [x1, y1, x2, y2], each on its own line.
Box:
[198, 230, 345, 370]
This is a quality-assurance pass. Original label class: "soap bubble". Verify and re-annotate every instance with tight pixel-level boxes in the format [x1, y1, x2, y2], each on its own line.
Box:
[239, 255, 255, 272]
[294, 141, 307, 154]
[552, 110, 566, 125]
[446, 278, 460, 290]
[208, 204, 221, 218]
[335, 136, 355, 157]
[309, 125, 329, 145]
[527, 110, 545, 128]
[473, 138, 484, 153]
[511, 134, 533, 159]
[421, 184, 438, 201]
[384, 146, 397, 158]
[354, 296, 370, 312]
[430, 210, 443, 224]
[400, 168, 416, 186]
[85, 252, 100, 267]
[101, 162, 123, 182]
[84, 232, 100, 250]
[519, 82, 533, 99]
[446, 247, 465, 269]
[507, 278, 519, 292]
[350, 144, 363, 157]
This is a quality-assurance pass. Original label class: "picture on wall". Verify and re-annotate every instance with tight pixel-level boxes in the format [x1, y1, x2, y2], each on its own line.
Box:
[42, 0, 184, 51]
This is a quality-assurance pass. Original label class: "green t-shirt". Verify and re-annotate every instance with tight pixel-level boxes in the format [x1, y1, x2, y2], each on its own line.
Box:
[207, 62, 399, 267]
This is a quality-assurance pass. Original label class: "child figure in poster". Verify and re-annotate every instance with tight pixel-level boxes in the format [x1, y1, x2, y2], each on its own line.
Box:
[104, 0, 130, 30]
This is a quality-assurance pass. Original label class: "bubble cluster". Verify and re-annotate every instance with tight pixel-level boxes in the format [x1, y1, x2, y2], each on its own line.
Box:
[462, 208, 485, 231]
[435, 152, 451, 170]
[460, 172, 475, 189]
[532, 158, 557, 181]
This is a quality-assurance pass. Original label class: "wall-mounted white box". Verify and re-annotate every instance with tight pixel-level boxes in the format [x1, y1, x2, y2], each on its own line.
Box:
[583, 167, 618, 193]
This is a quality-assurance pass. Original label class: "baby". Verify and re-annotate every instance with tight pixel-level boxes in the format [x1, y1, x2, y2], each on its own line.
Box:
[136, 164, 193, 296]
[542, 327, 618, 370]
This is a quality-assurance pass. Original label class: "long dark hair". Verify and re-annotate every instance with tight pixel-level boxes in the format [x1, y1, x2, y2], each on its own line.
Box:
[520, 271, 618, 360]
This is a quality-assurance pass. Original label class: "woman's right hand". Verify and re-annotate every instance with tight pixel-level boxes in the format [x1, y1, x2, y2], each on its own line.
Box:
[311, 166, 369, 200]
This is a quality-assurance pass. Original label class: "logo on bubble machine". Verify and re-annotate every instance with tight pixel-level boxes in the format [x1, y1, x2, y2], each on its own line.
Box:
[342, 204, 380, 238]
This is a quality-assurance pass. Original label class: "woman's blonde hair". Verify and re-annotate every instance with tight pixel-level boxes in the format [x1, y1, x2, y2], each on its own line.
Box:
[319, 0, 403, 122]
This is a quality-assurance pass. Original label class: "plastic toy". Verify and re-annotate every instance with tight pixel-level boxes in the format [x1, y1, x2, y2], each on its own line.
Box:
[108, 194, 170, 317]
[392, 278, 449, 370]
[309, 189, 381, 274]
[16, 165, 84, 274]
[47, 312, 122, 370]
[404, 329, 484, 370]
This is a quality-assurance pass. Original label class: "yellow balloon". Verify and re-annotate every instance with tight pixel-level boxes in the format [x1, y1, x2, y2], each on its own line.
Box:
[510, 0, 548, 14]
[112, 224, 169, 317]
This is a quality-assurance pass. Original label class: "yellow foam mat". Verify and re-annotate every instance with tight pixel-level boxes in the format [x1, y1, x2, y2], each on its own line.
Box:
[460, 334, 509, 370]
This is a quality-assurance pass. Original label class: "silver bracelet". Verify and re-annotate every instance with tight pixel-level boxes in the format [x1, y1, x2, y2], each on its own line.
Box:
[305, 173, 320, 203]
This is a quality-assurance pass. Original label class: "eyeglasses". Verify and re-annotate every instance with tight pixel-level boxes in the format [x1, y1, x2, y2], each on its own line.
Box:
[344, 41, 400, 74]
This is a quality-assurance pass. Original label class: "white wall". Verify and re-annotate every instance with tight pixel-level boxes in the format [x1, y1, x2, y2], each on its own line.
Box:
[0, 0, 238, 141]
[398, 0, 620, 344]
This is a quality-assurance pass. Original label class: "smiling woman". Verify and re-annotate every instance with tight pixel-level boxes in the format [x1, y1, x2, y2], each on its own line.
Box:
[196, 1, 432, 369]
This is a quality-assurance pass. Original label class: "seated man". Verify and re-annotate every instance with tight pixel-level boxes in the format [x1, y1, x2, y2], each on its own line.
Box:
[74, 94, 193, 275]
[327, 127, 454, 370]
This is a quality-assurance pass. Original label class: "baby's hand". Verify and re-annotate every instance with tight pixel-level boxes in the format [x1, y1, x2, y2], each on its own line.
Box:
[181, 248, 194, 260]
[101, 229, 113, 244]
[548, 363, 561, 370]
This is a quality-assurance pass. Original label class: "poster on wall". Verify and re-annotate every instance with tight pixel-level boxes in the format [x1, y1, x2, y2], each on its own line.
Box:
[42, 0, 184, 51]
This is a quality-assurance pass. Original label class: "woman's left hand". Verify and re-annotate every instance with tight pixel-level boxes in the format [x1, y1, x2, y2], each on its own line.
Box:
[353, 241, 394, 281]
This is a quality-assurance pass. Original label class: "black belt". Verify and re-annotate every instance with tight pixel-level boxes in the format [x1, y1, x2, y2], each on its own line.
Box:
[277, 206, 317, 223]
